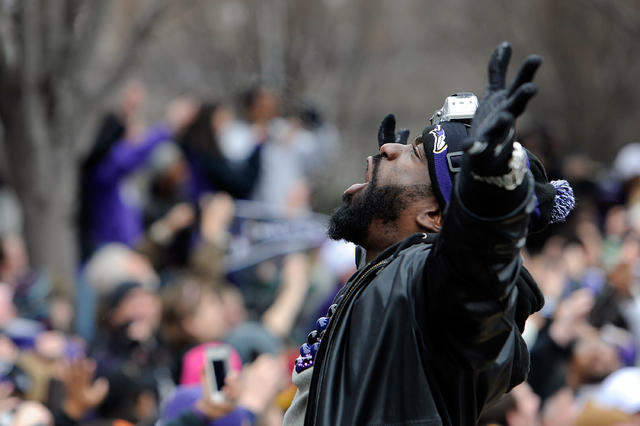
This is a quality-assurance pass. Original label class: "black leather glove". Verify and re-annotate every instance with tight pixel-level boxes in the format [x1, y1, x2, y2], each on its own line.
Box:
[378, 113, 410, 148]
[465, 42, 541, 177]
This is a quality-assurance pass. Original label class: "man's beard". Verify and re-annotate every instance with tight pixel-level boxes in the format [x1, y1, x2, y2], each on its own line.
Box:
[328, 155, 431, 247]
[327, 184, 410, 247]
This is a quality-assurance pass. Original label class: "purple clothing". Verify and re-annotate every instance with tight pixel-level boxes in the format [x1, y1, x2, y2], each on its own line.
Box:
[162, 385, 255, 426]
[89, 125, 171, 247]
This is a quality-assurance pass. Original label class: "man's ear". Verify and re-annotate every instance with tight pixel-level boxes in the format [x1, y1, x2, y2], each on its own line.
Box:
[416, 207, 442, 233]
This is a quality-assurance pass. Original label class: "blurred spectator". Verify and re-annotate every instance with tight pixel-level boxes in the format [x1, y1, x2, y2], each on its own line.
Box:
[179, 344, 243, 387]
[177, 102, 262, 201]
[0, 234, 53, 325]
[478, 382, 541, 426]
[138, 192, 234, 281]
[613, 142, 640, 207]
[161, 276, 232, 382]
[523, 163, 640, 424]
[83, 244, 169, 423]
[139, 202, 197, 274]
[79, 84, 195, 260]
[89, 277, 169, 424]
[84, 243, 158, 297]
[218, 86, 277, 162]
[79, 82, 145, 259]
[250, 99, 339, 213]
[160, 353, 286, 426]
[144, 142, 192, 227]
[52, 357, 110, 425]
[592, 367, 640, 415]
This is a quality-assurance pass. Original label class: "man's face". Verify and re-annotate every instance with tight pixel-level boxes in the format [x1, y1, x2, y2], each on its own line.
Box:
[328, 140, 432, 248]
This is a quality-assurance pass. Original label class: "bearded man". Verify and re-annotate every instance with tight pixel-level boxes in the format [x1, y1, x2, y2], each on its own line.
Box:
[283, 42, 574, 426]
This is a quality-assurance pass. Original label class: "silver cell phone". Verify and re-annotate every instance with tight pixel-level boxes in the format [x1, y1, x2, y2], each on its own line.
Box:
[204, 344, 231, 403]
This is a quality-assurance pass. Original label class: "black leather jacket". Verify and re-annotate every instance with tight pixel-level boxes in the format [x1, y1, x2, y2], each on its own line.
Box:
[304, 174, 544, 426]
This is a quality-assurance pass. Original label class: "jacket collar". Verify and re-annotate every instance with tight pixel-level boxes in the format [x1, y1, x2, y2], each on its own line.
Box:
[355, 232, 438, 270]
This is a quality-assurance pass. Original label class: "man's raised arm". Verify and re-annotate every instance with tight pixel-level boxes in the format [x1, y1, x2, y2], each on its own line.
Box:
[421, 42, 541, 369]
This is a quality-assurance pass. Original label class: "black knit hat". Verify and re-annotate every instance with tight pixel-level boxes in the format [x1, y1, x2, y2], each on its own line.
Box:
[420, 122, 575, 233]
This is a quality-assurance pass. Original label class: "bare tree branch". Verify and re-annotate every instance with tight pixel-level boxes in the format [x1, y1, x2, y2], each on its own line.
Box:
[61, 0, 111, 85]
[591, 0, 640, 36]
[19, 0, 49, 196]
[75, 0, 169, 152]
[20, 0, 44, 90]
[256, 0, 287, 91]
[43, 0, 70, 78]
[0, 0, 20, 76]
[54, 0, 82, 72]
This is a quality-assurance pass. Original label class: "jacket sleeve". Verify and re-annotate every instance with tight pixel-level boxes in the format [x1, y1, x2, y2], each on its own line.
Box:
[93, 125, 171, 185]
[419, 170, 535, 371]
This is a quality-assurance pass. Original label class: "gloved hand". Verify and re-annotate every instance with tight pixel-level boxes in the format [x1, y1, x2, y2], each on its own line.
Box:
[378, 113, 410, 148]
[465, 42, 541, 177]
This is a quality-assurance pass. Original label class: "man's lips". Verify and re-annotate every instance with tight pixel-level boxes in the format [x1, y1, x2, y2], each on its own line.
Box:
[344, 156, 372, 196]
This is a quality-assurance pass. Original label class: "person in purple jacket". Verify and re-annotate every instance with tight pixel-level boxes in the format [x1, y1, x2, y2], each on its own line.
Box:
[88, 124, 172, 247]
[79, 85, 196, 259]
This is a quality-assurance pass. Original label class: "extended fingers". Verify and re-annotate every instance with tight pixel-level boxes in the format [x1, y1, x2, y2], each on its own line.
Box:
[505, 82, 538, 118]
[378, 113, 396, 147]
[485, 111, 514, 141]
[395, 128, 410, 145]
[487, 42, 512, 92]
[508, 55, 542, 96]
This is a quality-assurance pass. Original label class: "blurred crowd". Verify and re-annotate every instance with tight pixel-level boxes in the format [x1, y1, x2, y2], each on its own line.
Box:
[0, 81, 640, 425]
[478, 136, 640, 425]
[0, 82, 351, 425]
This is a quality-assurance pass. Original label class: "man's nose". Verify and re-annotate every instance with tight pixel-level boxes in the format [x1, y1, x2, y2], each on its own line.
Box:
[379, 143, 404, 160]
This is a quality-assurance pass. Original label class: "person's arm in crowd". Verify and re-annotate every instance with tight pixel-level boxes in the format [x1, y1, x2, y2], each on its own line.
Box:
[528, 289, 594, 401]
[137, 202, 196, 270]
[92, 124, 172, 185]
[236, 354, 285, 420]
[261, 253, 311, 339]
[92, 98, 196, 186]
[166, 355, 283, 426]
[189, 193, 235, 282]
[419, 43, 539, 372]
[53, 357, 109, 426]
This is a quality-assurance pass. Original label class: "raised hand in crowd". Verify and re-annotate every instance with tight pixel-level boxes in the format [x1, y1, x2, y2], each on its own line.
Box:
[193, 369, 241, 420]
[237, 354, 287, 418]
[148, 202, 196, 247]
[167, 354, 285, 425]
[166, 97, 200, 136]
[549, 288, 595, 347]
[608, 235, 640, 298]
[119, 81, 146, 141]
[262, 253, 311, 339]
[200, 192, 235, 245]
[60, 357, 109, 421]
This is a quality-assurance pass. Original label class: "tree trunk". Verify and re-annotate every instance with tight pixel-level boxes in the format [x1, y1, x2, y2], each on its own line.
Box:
[2, 103, 77, 299]
[20, 178, 77, 299]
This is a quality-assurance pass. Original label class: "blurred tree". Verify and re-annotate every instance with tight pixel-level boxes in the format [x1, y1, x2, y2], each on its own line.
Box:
[0, 0, 167, 297]
[0, 0, 639, 299]
[510, 0, 640, 161]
